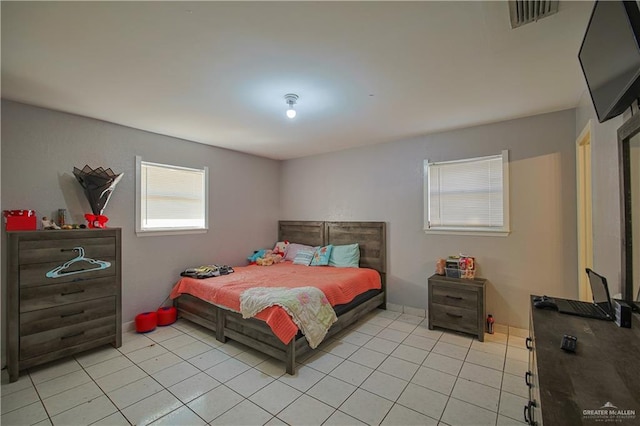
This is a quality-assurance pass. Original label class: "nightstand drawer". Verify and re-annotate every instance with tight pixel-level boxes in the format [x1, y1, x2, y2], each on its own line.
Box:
[430, 304, 478, 335]
[20, 277, 117, 312]
[431, 286, 477, 310]
[20, 297, 116, 336]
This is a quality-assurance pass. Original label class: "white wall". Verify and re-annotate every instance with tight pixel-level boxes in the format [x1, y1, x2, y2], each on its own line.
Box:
[574, 92, 625, 296]
[281, 110, 578, 328]
[1, 100, 281, 366]
[1, 99, 615, 341]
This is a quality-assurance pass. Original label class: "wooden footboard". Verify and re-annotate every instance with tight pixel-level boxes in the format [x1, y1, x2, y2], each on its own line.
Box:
[173, 220, 387, 375]
[175, 291, 385, 374]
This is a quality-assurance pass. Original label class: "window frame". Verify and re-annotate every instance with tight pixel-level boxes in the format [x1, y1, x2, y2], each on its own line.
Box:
[423, 150, 510, 237]
[135, 156, 209, 236]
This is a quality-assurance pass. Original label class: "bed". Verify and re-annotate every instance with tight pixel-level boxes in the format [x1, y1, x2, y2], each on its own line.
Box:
[171, 221, 386, 374]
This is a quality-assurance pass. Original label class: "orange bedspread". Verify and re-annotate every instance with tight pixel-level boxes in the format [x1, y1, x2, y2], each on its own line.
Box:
[170, 262, 381, 345]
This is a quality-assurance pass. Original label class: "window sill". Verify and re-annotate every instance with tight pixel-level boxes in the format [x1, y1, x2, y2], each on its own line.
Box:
[136, 228, 208, 237]
[424, 228, 510, 237]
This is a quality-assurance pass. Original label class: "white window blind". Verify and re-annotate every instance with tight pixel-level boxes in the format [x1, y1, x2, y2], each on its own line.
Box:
[424, 151, 509, 235]
[136, 157, 208, 235]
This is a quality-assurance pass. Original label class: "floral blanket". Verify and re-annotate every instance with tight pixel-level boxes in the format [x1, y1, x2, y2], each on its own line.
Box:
[240, 286, 337, 349]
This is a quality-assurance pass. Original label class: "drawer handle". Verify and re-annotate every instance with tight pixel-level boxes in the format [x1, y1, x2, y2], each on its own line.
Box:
[525, 337, 533, 351]
[61, 332, 85, 340]
[446, 312, 463, 318]
[61, 310, 85, 318]
[525, 371, 532, 387]
[61, 289, 85, 296]
[524, 400, 537, 425]
[445, 295, 463, 300]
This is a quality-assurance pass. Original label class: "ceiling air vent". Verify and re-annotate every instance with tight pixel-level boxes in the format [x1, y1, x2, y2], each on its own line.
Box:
[508, 0, 559, 29]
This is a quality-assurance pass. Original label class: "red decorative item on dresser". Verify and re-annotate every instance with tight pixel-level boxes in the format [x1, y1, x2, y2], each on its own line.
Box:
[3, 210, 37, 231]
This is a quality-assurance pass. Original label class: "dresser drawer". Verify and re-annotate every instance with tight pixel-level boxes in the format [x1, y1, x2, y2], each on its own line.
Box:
[430, 304, 479, 335]
[19, 258, 116, 287]
[20, 297, 116, 336]
[19, 237, 116, 265]
[20, 277, 117, 312]
[20, 316, 116, 360]
[431, 285, 478, 310]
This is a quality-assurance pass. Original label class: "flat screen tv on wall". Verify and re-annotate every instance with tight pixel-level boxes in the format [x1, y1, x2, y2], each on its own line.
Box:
[578, 0, 640, 123]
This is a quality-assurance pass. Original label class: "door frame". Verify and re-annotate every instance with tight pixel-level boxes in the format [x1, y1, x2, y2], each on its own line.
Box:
[576, 120, 594, 301]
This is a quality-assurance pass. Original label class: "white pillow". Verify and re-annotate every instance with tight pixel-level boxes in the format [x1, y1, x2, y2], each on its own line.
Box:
[292, 248, 315, 266]
[284, 243, 315, 261]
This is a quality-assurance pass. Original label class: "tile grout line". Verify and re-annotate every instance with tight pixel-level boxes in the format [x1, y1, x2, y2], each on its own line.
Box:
[493, 338, 509, 426]
[93, 324, 214, 425]
[4, 315, 530, 426]
[435, 332, 473, 425]
[339, 320, 415, 425]
[314, 313, 428, 424]
[134, 323, 264, 425]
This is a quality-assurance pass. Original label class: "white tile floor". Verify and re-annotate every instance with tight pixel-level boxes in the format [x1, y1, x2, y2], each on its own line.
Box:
[1, 310, 529, 426]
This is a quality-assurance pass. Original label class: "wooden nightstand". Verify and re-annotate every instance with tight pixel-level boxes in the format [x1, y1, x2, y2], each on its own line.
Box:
[428, 274, 486, 341]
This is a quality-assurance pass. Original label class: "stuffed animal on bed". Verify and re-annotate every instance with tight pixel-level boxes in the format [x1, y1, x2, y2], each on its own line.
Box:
[248, 241, 289, 265]
[273, 240, 289, 257]
[256, 250, 283, 266]
[248, 249, 267, 263]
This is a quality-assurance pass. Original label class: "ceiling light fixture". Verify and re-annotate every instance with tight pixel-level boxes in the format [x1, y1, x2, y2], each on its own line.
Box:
[284, 94, 299, 119]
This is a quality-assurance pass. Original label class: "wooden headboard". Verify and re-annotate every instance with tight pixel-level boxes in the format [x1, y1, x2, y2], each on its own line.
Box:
[278, 221, 387, 280]
[278, 221, 325, 247]
[325, 222, 386, 274]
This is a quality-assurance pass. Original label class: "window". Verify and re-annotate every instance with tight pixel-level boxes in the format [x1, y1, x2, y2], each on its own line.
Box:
[136, 156, 208, 235]
[424, 150, 510, 236]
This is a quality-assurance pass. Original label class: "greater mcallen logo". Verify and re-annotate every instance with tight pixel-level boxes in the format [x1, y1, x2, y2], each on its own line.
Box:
[583, 402, 636, 422]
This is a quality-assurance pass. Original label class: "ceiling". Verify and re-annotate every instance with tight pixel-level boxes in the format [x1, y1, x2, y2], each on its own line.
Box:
[1, 1, 594, 160]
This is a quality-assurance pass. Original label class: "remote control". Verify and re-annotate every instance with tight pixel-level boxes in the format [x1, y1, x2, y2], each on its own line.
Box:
[560, 335, 577, 352]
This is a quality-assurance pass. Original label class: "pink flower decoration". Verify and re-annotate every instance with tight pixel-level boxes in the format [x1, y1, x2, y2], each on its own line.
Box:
[297, 292, 311, 305]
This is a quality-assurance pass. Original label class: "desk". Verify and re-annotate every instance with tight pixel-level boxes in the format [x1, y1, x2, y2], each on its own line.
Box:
[527, 296, 640, 425]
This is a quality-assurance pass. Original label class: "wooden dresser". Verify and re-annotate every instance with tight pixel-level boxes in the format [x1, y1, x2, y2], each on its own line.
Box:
[6, 228, 121, 382]
[428, 274, 486, 341]
[526, 296, 640, 425]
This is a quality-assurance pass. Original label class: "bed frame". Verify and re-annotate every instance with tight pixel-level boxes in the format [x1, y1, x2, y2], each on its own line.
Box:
[173, 221, 386, 374]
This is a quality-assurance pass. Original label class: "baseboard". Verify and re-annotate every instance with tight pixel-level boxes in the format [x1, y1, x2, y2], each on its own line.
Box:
[386, 303, 426, 318]
[124, 308, 520, 337]
[385, 303, 513, 334]
[123, 320, 136, 332]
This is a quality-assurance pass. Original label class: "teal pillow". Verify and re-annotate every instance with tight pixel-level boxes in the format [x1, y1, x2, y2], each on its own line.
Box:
[329, 243, 360, 268]
[293, 248, 315, 266]
[310, 245, 333, 266]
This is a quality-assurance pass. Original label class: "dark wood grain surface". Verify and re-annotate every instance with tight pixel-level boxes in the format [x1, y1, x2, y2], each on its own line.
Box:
[530, 296, 640, 425]
[428, 275, 486, 341]
[6, 229, 121, 382]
